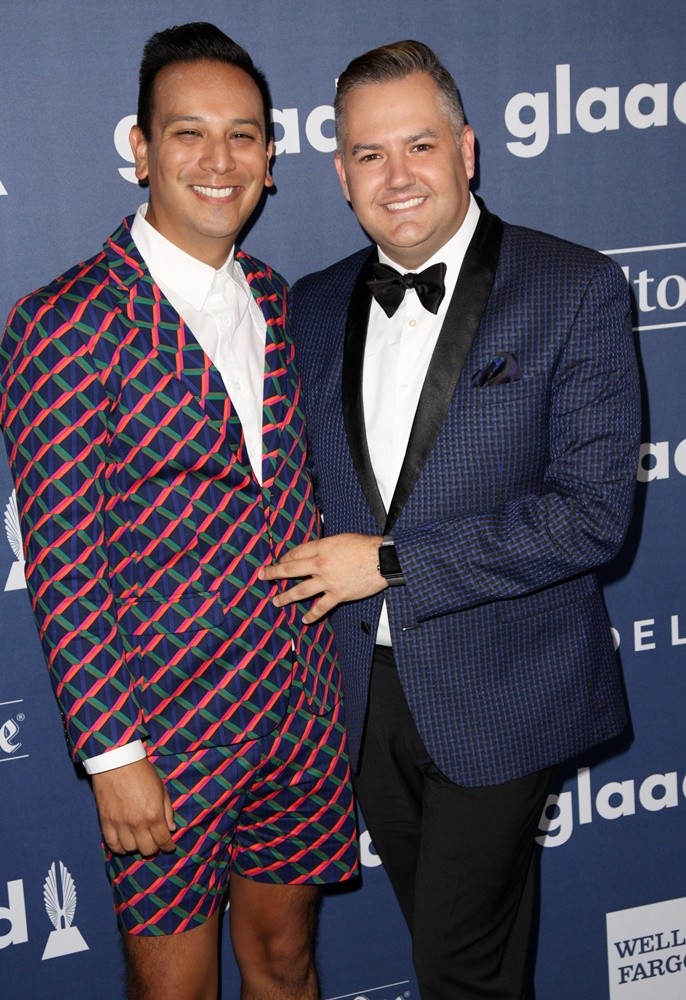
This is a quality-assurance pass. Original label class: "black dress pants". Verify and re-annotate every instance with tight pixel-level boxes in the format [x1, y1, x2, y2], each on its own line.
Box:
[353, 646, 555, 1000]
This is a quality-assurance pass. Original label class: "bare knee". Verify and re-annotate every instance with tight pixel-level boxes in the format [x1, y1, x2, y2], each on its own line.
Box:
[230, 879, 320, 998]
[122, 915, 219, 1000]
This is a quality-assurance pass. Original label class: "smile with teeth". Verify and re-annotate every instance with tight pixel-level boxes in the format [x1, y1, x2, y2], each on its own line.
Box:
[385, 196, 426, 211]
[192, 185, 238, 199]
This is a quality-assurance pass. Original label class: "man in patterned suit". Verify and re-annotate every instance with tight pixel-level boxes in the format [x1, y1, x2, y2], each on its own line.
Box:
[0, 22, 356, 1000]
[262, 41, 640, 999]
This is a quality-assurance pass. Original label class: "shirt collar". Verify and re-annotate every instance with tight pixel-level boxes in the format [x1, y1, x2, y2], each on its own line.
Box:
[377, 192, 481, 278]
[130, 203, 234, 311]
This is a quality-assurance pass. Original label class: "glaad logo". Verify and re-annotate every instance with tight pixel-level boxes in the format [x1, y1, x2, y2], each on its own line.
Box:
[4, 491, 26, 591]
[0, 863, 88, 957]
[537, 766, 686, 848]
[606, 897, 686, 998]
[636, 439, 686, 482]
[42, 861, 88, 960]
[0, 700, 28, 763]
[114, 98, 336, 181]
[0, 880, 28, 948]
[505, 64, 686, 157]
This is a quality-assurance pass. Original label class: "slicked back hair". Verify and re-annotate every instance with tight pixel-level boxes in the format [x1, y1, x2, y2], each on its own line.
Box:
[334, 40, 466, 150]
[137, 21, 272, 140]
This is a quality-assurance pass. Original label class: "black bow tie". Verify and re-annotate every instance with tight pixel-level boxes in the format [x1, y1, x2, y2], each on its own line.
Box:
[367, 261, 447, 318]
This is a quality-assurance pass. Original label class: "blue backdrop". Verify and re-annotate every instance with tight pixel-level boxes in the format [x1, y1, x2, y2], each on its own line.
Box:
[1, 3, 684, 998]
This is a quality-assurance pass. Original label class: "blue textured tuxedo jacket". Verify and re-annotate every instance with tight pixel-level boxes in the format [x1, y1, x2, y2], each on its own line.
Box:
[292, 205, 641, 787]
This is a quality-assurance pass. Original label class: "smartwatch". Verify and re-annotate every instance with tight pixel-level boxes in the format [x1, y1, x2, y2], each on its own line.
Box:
[378, 536, 406, 587]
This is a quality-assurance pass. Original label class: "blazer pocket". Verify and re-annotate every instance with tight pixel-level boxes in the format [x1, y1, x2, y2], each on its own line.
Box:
[495, 574, 599, 624]
[471, 371, 547, 400]
[117, 593, 227, 636]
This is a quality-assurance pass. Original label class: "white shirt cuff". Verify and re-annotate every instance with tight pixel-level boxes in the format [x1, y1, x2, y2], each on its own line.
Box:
[82, 740, 147, 774]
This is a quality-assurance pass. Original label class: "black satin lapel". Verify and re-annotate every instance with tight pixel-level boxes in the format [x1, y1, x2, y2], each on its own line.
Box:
[384, 210, 504, 533]
[342, 251, 387, 529]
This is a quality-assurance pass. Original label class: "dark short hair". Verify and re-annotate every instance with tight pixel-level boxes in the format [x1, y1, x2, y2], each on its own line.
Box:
[334, 39, 466, 149]
[137, 22, 272, 140]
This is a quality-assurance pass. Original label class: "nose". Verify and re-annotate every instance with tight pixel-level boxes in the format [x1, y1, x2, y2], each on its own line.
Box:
[385, 149, 415, 189]
[199, 135, 235, 174]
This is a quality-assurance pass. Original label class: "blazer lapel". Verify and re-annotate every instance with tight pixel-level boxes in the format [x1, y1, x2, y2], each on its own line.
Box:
[342, 249, 388, 529]
[384, 207, 504, 532]
[236, 251, 288, 492]
[105, 220, 227, 424]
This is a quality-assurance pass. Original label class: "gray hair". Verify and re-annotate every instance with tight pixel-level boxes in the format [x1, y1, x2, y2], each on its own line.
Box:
[334, 40, 466, 150]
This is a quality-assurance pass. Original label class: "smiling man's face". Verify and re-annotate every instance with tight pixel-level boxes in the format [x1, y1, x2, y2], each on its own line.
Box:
[335, 71, 475, 270]
[130, 59, 273, 268]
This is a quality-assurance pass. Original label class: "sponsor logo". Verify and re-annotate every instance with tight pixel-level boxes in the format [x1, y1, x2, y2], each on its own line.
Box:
[538, 766, 686, 848]
[325, 983, 412, 1000]
[505, 64, 686, 157]
[604, 243, 686, 333]
[41, 862, 88, 960]
[0, 863, 89, 958]
[610, 613, 686, 652]
[607, 897, 686, 997]
[115, 99, 336, 181]
[4, 491, 26, 592]
[0, 700, 28, 763]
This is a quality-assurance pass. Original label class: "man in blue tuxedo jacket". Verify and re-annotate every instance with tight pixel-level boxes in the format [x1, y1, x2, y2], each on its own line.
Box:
[262, 40, 640, 999]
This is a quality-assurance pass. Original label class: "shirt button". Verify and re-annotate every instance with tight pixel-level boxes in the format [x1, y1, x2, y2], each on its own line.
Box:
[408, 318, 418, 328]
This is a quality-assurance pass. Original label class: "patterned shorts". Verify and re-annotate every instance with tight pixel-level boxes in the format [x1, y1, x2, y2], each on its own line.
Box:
[104, 686, 358, 935]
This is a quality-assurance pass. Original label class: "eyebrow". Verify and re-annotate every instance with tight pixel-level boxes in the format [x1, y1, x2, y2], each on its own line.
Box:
[350, 128, 441, 156]
[162, 115, 263, 132]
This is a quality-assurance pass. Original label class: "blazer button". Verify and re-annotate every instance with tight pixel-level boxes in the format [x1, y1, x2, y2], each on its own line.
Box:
[361, 621, 371, 635]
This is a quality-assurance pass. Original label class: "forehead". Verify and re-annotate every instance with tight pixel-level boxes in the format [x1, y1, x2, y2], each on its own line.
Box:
[150, 60, 264, 125]
[342, 72, 448, 138]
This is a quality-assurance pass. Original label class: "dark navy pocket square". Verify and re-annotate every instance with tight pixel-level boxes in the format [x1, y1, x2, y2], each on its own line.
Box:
[471, 352, 522, 387]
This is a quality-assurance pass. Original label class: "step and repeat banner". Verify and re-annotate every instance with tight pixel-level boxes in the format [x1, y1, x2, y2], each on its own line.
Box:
[0, 2, 684, 998]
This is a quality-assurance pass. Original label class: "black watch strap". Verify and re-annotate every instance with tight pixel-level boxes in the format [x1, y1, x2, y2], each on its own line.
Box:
[378, 536, 406, 587]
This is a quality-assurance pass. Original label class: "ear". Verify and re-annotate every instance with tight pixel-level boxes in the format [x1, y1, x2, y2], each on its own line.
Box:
[334, 151, 351, 202]
[460, 125, 476, 181]
[264, 138, 275, 189]
[129, 125, 149, 183]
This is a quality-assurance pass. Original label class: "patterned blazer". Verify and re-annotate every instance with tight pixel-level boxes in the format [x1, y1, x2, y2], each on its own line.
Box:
[292, 204, 641, 787]
[0, 217, 340, 763]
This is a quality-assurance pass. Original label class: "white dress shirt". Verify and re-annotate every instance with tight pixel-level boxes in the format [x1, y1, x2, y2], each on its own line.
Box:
[84, 204, 267, 774]
[365, 193, 480, 646]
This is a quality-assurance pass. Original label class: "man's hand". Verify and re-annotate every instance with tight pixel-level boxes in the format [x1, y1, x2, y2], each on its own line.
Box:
[259, 534, 386, 623]
[91, 756, 177, 856]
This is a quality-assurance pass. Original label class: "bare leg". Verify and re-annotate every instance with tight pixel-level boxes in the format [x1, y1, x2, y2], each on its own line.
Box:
[123, 909, 220, 1000]
[229, 874, 320, 1000]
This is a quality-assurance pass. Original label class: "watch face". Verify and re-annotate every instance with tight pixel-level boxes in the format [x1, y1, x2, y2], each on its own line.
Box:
[379, 540, 402, 579]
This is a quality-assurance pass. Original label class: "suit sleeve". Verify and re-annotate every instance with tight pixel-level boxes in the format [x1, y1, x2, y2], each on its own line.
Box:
[0, 292, 145, 762]
[393, 255, 641, 621]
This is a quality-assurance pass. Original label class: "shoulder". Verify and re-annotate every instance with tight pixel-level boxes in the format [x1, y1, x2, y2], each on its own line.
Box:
[235, 249, 288, 297]
[2, 246, 113, 366]
[500, 221, 625, 285]
[293, 245, 374, 301]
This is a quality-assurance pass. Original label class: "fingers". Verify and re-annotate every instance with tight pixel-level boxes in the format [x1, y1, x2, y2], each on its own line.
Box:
[302, 596, 333, 625]
[272, 577, 323, 608]
[260, 556, 316, 582]
[101, 810, 177, 857]
[92, 757, 178, 857]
